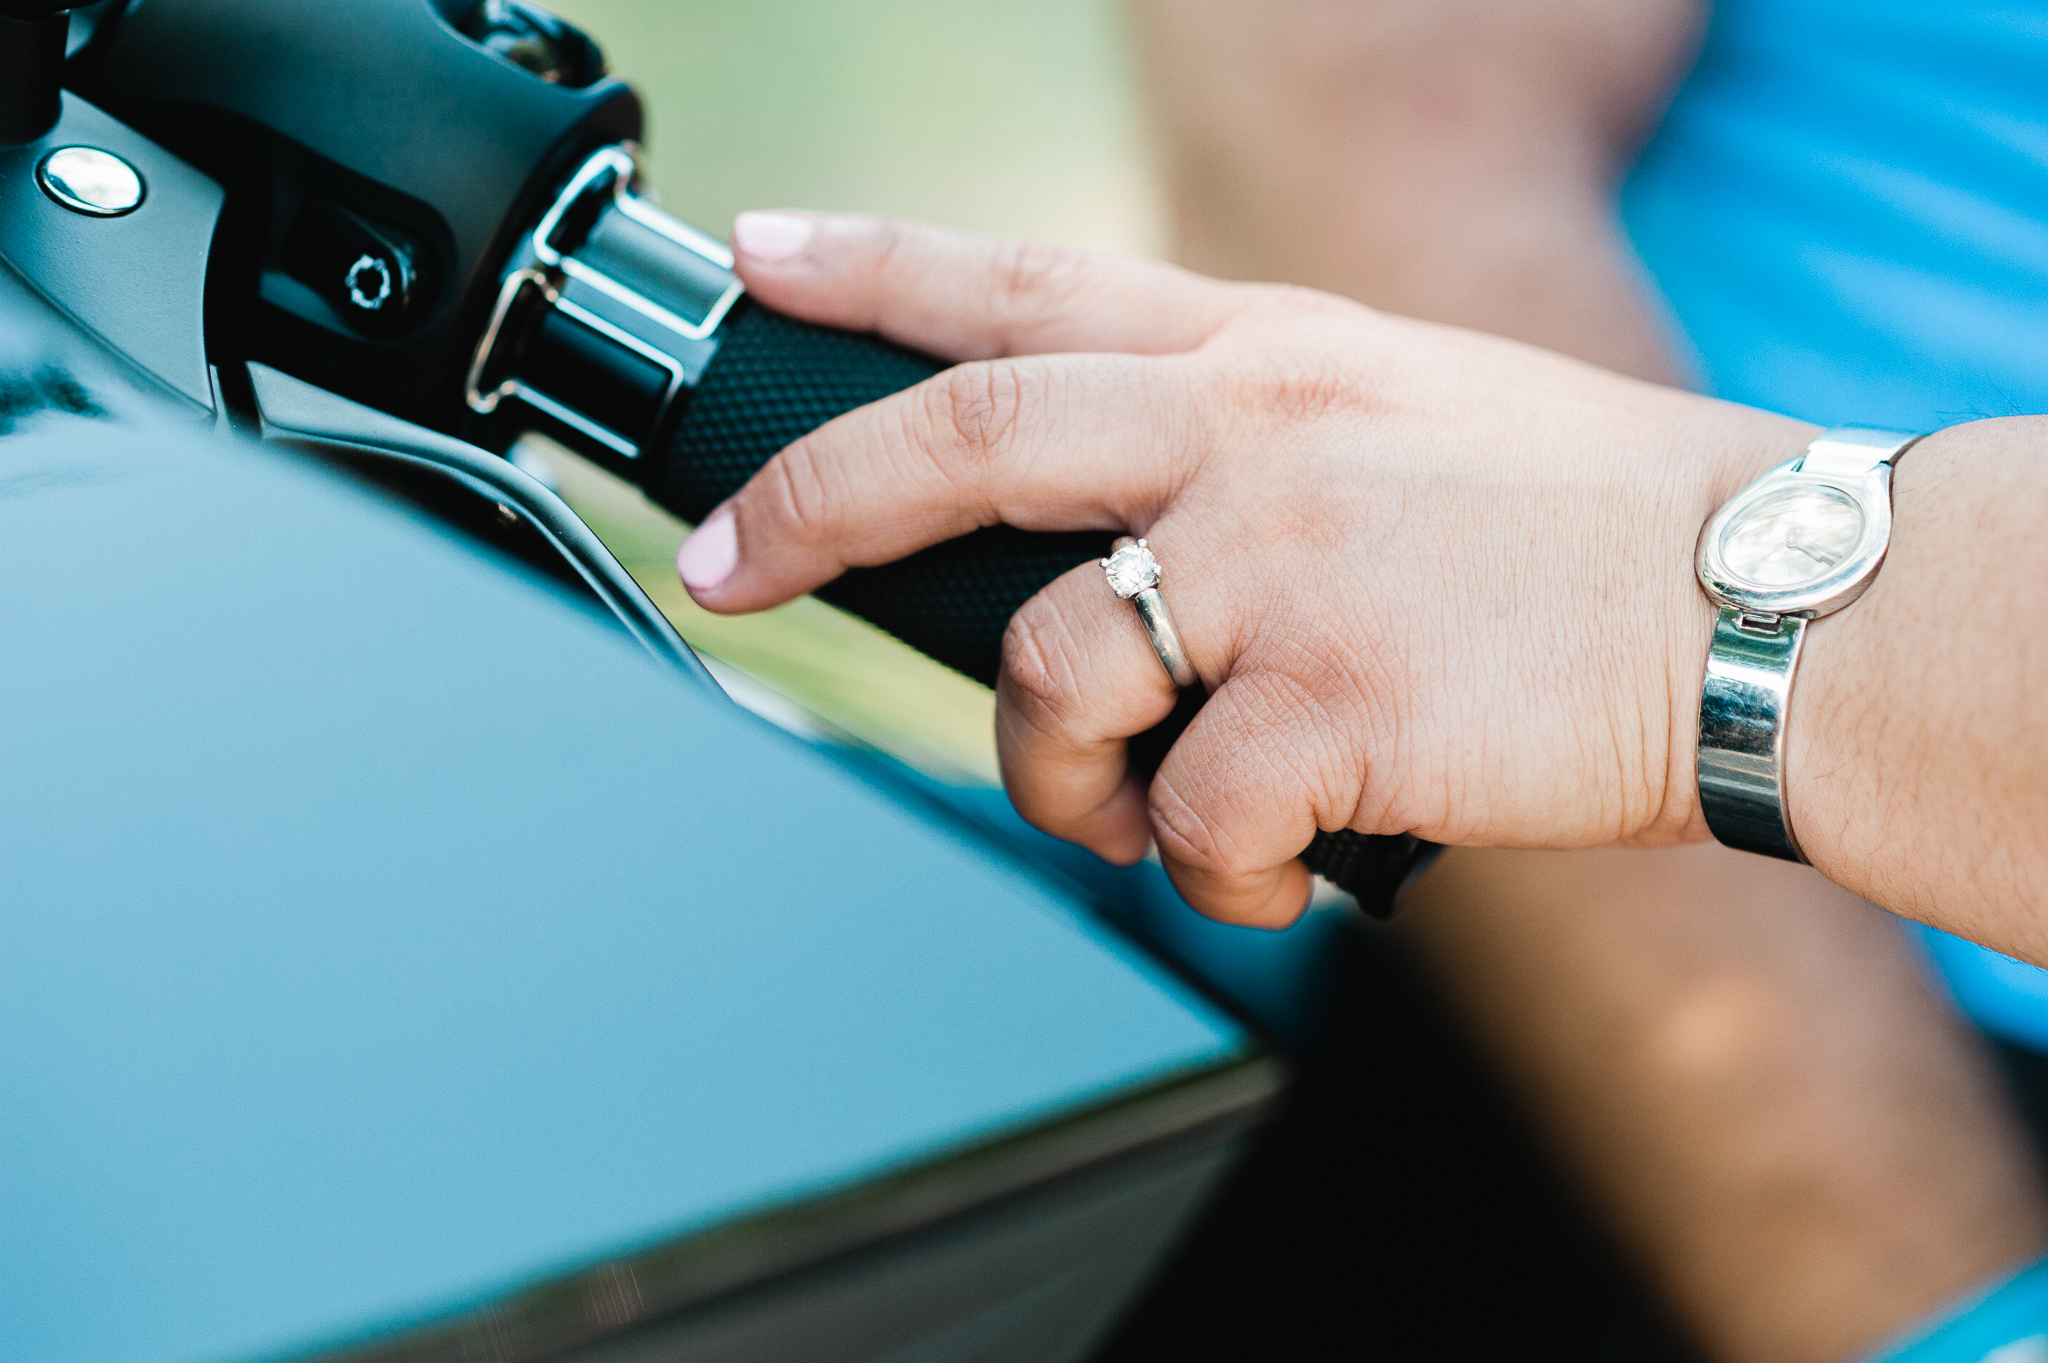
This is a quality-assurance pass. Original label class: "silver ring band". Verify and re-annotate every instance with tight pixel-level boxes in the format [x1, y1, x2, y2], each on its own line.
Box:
[1102, 537, 1199, 690]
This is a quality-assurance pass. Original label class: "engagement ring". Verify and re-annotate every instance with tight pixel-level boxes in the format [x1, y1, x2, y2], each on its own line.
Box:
[1102, 537, 1199, 689]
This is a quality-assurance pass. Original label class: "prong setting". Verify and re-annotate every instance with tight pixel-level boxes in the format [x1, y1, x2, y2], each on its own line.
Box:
[1102, 540, 1162, 600]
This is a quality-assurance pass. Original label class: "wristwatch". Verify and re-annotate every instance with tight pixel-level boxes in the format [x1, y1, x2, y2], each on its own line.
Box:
[1694, 425, 1926, 861]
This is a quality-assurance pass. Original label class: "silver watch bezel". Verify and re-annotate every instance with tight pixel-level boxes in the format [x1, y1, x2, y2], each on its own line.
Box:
[1695, 456, 1894, 620]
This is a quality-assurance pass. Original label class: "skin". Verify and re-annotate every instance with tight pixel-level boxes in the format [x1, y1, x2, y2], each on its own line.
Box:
[685, 217, 2048, 948]
[674, 214, 2048, 1361]
[1119, 2, 2048, 1358]
[1132, 0, 1698, 383]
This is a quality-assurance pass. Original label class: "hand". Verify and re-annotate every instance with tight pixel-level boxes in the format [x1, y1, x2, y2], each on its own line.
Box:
[677, 213, 1810, 926]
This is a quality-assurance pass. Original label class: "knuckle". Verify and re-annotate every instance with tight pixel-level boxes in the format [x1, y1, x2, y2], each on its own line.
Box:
[1148, 782, 1254, 880]
[990, 236, 1089, 319]
[1244, 280, 1361, 323]
[757, 441, 837, 542]
[1226, 662, 1372, 823]
[1000, 597, 1086, 724]
[1205, 286, 1378, 425]
[865, 216, 912, 275]
[1245, 665, 1353, 763]
[1228, 364, 1361, 426]
[919, 359, 1037, 476]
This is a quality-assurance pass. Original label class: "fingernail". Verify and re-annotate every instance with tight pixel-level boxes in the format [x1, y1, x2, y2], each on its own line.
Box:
[732, 211, 815, 264]
[677, 507, 738, 594]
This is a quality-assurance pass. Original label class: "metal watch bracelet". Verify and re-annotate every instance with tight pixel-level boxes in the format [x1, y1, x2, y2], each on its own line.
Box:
[1696, 426, 1925, 862]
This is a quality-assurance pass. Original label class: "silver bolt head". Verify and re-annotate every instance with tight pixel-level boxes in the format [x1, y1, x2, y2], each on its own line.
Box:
[37, 147, 145, 217]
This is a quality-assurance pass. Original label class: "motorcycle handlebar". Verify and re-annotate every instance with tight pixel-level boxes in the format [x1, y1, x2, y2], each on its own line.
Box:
[468, 146, 1436, 914]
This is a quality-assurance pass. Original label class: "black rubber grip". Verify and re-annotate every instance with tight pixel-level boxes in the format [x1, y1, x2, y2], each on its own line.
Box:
[649, 301, 1434, 914]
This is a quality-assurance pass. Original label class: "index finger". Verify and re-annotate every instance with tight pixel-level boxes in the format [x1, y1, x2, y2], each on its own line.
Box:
[679, 351, 1207, 614]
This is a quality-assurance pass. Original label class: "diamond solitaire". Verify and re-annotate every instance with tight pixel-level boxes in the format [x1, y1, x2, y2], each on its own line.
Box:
[1100, 537, 1197, 689]
[1102, 540, 1162, 599]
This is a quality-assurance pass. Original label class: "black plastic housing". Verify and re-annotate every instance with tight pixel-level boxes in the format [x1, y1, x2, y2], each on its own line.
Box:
[0, 9, 69, 144]
[80, 0, 639, 429]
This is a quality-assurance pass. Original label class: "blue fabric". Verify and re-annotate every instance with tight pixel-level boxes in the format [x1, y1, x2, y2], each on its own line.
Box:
[1860, 1257, 2048, 1362]
[1620, 0, 2048, 1041]
[1914, 924, 2048, 1054]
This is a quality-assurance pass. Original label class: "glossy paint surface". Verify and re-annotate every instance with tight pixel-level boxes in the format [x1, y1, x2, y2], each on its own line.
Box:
[0, 417, 1243, 1363]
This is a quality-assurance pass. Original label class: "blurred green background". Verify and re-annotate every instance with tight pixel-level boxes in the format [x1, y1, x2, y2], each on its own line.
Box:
[523, 0, 1162, 784]
[547, 0, 1159, 254]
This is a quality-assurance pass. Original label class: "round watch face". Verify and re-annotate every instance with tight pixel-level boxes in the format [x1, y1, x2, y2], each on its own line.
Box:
[1717, 484, 1866, 589]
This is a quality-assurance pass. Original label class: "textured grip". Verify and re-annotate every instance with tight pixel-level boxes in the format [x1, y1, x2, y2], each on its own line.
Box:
[648, 301, 1433, 914]
[650, 301, 1110, 687]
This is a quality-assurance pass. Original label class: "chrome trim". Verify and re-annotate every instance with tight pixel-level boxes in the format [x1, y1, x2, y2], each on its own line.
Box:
[464, 145, 745, 457]
[559, 253, 742, 345]
[552, 288, 686, 393]
[617, 189, 734, 270]
[464, 269, 688, 461]
[530, 145, 743, 342]
[527, 145, 622, 268]
[37, 146, 146, 217]
[465, 268, 546, 415]
[514, 385, 639, 459]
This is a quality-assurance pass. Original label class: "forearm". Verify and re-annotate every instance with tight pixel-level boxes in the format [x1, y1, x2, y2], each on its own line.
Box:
[1129, 0, 1700, 382]
[1790, 418, 2048, 959]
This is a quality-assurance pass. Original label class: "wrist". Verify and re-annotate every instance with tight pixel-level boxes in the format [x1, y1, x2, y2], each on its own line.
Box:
[1646, 403, 1820, 845]
[1783, 424, 1963, 907]
[1765, 415, 2048, 946]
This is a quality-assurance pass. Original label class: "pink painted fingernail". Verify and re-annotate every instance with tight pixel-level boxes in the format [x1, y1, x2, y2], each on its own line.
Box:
[677, 507, 738, 594]
[732, 212, 815, 263]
